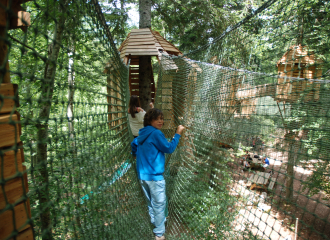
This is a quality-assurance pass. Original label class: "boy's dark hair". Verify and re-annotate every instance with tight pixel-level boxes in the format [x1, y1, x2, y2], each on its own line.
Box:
[144, 108, 164, 127]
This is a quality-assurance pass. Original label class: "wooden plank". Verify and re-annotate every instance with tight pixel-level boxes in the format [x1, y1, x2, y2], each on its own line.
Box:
[125, 45, 157, 49]
[10, 227, 34, 240]
[263, 173, 270, 185]
[127, 38, 155, 42]
[252, 174, 259, 183]
[0, 149, 24, 179]
[256, 172, 265, 185]
[0, 83, 18, 114]
[130, 85, 139, 90]
[127, 41, 156, 46]
[130, 30, 151, 33]
[130, 79, 139, 84]
[131, 28, 150, 32]
[246, 174, 254, 186]
[165, 49, 181, 54]
[130, 60, 140, 65]
[125, 49, 159, 53]
[0, 113, 21, 148]
[160, 45, 179, 51]
[0, 176, 28, 209]
[130, 69, 139, 73]
[162, 46, 180, 52]
[125, 52, 159, 56]
[129, 35, 154, 39]
[0, 202, 31, 239]
[268, 177, 276, 190]
[130, 32, 153, 36]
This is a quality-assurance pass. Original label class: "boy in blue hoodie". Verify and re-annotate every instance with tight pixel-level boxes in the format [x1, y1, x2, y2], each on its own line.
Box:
[131, 108, 184, 240]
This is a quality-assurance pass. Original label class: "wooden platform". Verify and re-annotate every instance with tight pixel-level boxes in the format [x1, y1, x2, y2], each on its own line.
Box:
[247, 172, 275, 191]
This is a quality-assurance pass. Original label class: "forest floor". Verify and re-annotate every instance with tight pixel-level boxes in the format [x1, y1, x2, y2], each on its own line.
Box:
[229, 147, 330, 240]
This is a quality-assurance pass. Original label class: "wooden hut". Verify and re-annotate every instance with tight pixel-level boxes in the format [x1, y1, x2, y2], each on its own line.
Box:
[117, 28, 182, 102]
[276, 45, 322, 103]
[0, 1, 33, 240]
[104, 29, 182, 135]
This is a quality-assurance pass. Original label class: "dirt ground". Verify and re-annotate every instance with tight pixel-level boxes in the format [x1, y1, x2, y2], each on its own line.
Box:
[230, 147, 330, 240]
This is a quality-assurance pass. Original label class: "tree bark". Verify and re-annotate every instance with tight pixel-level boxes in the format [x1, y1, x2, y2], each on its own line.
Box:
[36, 3, 67, 239]
[139, 0, 151, 29]
[139, 56, 152, 110]
[139, 0, 152, 110]
[67, 45, 75, 146]
[285, 132, 299, 201]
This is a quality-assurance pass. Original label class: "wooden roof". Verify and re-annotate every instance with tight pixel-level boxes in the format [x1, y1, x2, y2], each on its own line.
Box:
[118, 28, 182, 59]
[277, 44, 323, 66]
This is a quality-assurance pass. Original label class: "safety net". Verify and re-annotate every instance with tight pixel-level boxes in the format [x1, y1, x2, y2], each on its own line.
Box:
[0, 0, 329, 240]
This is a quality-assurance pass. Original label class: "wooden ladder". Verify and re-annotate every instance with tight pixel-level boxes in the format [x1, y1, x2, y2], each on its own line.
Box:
[129, 64, 156, 102]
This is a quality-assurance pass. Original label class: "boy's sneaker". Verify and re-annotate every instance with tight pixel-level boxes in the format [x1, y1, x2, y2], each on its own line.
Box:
[155, 235, 165, 240]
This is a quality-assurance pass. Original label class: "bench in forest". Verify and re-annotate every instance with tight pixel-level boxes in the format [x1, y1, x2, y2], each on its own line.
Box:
[246, 172, 276, 191]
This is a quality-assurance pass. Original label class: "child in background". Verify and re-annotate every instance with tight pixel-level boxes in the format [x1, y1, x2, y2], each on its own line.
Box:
[128, 95, 154, 138]
[131, 108, 184, 240]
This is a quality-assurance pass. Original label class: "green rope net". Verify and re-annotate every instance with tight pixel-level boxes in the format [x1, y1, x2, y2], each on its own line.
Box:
[0, 0, 329, 239]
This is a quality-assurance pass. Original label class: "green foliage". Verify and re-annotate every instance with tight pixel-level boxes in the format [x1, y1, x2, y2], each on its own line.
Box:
[151, 0, 249, 53]
[168, 153, 237, 239]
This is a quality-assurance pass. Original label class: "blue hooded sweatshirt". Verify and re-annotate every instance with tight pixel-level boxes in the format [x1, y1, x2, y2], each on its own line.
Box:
[131, 125, 181, 181]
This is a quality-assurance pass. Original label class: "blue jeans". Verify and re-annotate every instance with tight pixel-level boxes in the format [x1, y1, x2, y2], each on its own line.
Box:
[140, 180, 166, 237]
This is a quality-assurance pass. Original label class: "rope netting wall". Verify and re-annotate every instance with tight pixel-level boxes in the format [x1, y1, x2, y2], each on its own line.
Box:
[0, 0, 329, 240]
[1, 0, 154, 239]
[155, 0, 330, 239]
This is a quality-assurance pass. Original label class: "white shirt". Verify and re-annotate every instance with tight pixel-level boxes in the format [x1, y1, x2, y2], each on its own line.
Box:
[128, 110, 146, 136]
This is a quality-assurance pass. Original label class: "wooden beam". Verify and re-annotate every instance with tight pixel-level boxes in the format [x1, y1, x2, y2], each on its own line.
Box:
[0, 0, 6, 27]
[127, 37, 154, 42]
[0, 83, 18, 114]
[125, 45, 157, 49]
[125, 52, 159, 56]
[12, 227, 34, 240]
[0, 149, 24, 179]
[131, 28, 150, 32]
[0, 27, 10, 83]
[0, 202, 31, 239]
[0, 176, 27, 209]
[127, 41, 156, 46]
[0, 113, 21, 148]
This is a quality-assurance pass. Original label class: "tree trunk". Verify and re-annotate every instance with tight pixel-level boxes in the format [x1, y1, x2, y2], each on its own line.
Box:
[285, 132, 299, 201]
[67, 46, 75, 147]
[139, 56, 152, 110]
[139, 0, 152, 110]
[139, 0, 151, 29]
[36, 4, 67, 239]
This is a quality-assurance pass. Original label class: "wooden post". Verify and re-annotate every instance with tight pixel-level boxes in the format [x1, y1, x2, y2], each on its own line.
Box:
[0, 1, 33, 239]
[0, 27, 10, 83]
